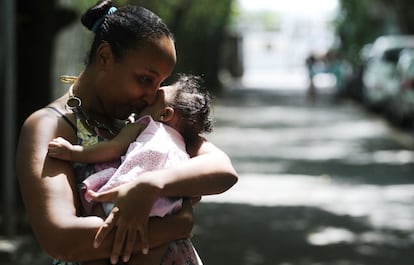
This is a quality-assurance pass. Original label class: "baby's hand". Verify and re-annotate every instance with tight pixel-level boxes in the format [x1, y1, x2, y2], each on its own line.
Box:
[48, 137, 75, 161]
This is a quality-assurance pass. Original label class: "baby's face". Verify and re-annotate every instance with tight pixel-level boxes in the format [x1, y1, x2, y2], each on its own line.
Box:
[138, 85, 174, 121]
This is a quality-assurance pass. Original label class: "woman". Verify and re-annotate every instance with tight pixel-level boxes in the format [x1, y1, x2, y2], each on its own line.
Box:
[16, 1, 238, 264]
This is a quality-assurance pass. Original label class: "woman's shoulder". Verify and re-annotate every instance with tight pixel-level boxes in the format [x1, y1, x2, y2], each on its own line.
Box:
[22, 107, 57, 130]
[23, 105, 62, 127]
[20, 104, 76, 140]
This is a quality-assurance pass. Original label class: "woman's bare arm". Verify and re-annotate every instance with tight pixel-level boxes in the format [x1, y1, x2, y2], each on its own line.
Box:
[160, 136, 239, 196]
[16, 108, 192, 262]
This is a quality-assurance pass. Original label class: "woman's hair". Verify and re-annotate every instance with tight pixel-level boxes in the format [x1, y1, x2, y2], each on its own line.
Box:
[168, 74, 214, 141]
[81, 0, 174, 64]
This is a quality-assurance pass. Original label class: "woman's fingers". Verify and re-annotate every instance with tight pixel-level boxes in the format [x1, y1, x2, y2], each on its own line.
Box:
[94, 206, 119, 248]
[91, 182, 155, 260]
[118, 222, 149, 262]
[137, 223, 149, 254]
[122, 228, 137, 262]
[88, 189, 117, 203]
[111, 224, 128, 265]
[112, 222, 149, 263]
[94, 206, 148, 263]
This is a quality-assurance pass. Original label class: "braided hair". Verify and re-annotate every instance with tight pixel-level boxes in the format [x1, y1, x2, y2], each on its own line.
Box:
[81, 0, 174, 64]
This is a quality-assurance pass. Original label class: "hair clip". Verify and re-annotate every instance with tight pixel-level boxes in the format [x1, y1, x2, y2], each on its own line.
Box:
[92, 6, 118, 33]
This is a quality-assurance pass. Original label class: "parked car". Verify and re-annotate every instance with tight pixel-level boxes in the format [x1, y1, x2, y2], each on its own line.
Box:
[386, 48, 414, 127]
[361, 35, 414, 111]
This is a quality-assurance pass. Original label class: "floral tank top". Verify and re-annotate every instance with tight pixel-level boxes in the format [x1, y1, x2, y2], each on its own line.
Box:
[53, 113, 202, 265]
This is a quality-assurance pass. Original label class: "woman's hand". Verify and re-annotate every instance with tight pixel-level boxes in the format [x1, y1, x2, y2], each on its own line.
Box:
[88, 179, 160, 264]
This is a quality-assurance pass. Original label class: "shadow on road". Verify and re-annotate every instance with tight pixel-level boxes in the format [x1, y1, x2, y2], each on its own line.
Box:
[193, 202, 414, 265]
[197, 87, 414, 264]
[3, 87, 414, 265]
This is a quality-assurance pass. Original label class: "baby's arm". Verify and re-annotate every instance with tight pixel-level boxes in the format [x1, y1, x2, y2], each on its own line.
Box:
[48, 122, 146, 163]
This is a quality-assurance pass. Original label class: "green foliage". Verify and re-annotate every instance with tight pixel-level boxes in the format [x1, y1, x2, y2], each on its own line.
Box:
[72, 0, 129, 13]
[128, 0, 236, 91]
[336, 0, 414, 67]
[391, 0, 414, 33]
[238, 10, 281, 32]
[335, 0, 384, 66]
[69, 0, 236, 91]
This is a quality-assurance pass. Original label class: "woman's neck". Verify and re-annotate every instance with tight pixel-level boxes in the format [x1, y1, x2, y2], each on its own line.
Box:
[71, 68, 110, 119]
[68, 68, 123, 137]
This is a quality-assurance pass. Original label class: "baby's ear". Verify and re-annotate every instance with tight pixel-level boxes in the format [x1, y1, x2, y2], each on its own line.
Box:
[160, 107, 175, 122]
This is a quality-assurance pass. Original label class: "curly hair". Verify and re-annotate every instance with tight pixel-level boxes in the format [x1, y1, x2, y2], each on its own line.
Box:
[167, 74, 214, 141]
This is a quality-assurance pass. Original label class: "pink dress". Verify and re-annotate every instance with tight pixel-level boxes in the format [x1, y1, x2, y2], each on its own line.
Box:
[83, 115, 188, 217]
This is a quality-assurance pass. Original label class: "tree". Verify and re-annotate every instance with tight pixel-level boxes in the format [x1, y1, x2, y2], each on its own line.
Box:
[131, 0, 236, 91]
[336, 0, 414, 67]
[335, 0, 385, 66]
[385, 0, 414, 34]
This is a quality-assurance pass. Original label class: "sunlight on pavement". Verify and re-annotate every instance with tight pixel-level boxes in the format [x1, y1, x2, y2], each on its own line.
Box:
[202, 174, 414, 231]
[348, 150, 414, 165]
[307, 227, 356, 245]
[241, 69, 308, 90]
[307, 225, 414, 248]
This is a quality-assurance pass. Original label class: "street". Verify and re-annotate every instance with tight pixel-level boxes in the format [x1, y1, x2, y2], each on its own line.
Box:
[193, 84, 414, 265]
[2, 84, 414, 265]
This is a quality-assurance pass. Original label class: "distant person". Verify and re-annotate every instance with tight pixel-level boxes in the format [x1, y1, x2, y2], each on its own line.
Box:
[305, 53, 318, 100]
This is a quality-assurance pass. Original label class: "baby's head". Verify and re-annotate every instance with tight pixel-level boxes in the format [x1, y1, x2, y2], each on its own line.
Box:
[139, 74, 213, 140]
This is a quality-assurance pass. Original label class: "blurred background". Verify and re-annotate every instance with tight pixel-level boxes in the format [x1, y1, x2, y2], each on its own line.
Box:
[2, 0, 414, 264]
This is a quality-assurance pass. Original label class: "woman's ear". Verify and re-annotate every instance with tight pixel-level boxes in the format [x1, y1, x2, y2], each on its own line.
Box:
[160, 107, 175, 122]
[96, 43, 114, 67]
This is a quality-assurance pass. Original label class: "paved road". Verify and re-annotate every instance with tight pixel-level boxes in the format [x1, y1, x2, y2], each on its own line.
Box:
[193, 86, 414, 265]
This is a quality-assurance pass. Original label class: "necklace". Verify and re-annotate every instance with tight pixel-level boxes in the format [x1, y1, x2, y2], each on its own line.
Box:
[61, 75, 121, 136]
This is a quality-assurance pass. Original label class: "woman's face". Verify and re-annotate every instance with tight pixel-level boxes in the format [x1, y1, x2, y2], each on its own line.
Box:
[138, 85, 175, 120]
[97, 36, 176, 119]
[138, 86, 167, 120]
